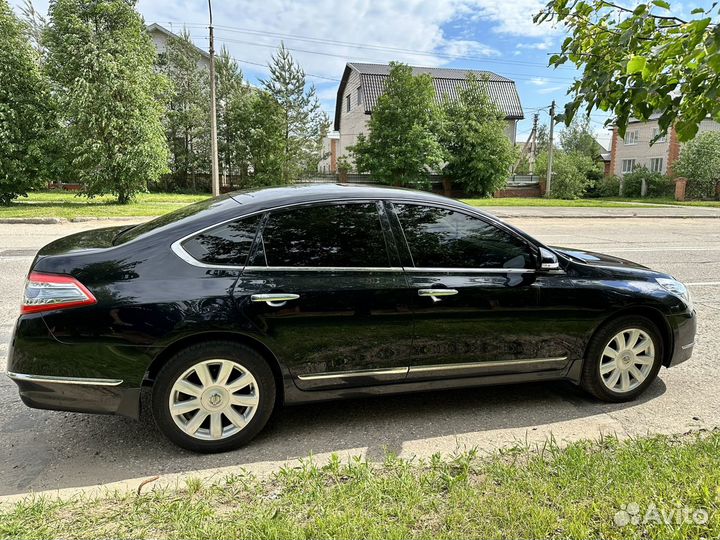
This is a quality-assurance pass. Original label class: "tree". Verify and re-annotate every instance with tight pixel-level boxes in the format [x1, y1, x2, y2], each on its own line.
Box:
[0, 0, 50, 204]
[674, 131, 720, 198]
[559, 117, 603, 158]
[261, 43, 328, 183]
[536, 150, 599, 199]
[44, 0, 168, 204]
[162, 28, 209, 192]
[215, 46, 248, 186]
[536, 0, 720, 141]
[440, 74, 516, 196]
[351, 62, 445, 187]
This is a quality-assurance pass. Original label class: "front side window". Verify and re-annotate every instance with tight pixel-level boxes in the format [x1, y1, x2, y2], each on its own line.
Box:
[393, 204, 533, 269]
[650, 157, 664, 173]
[181, 214, 262, 266]
[254, 203, 390, 268]
[651, 128, 667, 143]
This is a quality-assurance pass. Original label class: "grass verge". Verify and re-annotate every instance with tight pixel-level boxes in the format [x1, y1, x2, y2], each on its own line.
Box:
[2, 432, 720, 539]
[0, 192, 208, 219]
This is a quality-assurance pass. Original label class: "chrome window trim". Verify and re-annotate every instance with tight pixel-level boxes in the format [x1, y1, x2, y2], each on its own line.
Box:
[243, 266, 405, 273]
[406, 267, 535, 274]
[297, 367, 409, 381]
[8, 372, 124, 386]
[169, 195, 547, 272]
[408, 357, 567, 374]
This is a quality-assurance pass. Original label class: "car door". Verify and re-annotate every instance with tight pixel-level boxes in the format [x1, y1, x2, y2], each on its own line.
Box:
[235, 200, 415, 390]
[388, 201, 570, 380]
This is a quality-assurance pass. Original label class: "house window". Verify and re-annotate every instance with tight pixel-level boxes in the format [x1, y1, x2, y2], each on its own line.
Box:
[652, 128, 667, 143]
[621, 159, 636, 174]
[357, 86, 362, 106]
[650, 158, 664, 173]
[624, 130, 639, 145]
[346, 95, 351, 112]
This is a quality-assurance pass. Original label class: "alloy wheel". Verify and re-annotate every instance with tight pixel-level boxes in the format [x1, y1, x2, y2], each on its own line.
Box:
[599, 328, 655, 393]
[168, 359, 259, 441]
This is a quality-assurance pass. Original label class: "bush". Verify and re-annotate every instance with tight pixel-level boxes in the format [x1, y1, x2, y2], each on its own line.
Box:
[537, 151, 599, 199]
[597, 175, 621, 197]
[675, 131, 720, 199]
[620, 167, 674, 197]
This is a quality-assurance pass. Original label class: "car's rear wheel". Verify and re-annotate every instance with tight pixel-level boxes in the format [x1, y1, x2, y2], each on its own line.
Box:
[151, 341, 276, 453]
[581, 315, 663, 402]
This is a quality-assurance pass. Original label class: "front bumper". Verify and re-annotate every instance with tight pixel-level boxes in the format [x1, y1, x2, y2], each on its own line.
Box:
[7, 372, 141, 418]
[667, 309, 697, 367]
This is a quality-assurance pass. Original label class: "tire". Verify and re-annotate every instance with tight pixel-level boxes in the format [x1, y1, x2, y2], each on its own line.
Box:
[151, 341, 276, 453]
[581, 315, 663, 403]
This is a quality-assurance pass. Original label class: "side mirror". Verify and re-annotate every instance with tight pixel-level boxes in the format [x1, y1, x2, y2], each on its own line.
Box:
[539, 247, 560, 271]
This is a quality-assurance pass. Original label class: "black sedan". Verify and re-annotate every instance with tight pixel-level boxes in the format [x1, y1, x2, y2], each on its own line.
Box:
[7, 185, 696, 452]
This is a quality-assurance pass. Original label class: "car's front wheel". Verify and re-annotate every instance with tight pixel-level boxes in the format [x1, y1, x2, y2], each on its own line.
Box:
[151, 341, 276, 453]
[581, 315, 663, 402]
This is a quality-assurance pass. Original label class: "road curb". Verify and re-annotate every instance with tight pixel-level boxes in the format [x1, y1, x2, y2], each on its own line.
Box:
[0, 217, 150, 224]
[0, 217, 66, 224]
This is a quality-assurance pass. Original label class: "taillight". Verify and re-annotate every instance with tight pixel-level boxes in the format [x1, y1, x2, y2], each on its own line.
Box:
[21, 272, 97, 314]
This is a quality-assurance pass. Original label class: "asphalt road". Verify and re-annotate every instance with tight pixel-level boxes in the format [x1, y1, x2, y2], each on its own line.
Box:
[1, 217, 719, 496]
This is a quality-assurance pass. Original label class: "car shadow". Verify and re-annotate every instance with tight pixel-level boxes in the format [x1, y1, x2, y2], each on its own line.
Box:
[0, 376, 667, 496]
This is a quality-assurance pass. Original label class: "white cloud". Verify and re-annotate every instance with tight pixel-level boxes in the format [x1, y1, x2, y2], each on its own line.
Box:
[440, 39, 499, 57]
[516, 37, 555, 50]
[464, 0, 559, 37]
[537, 84, 566, 94]
[529, 77, 549, 86]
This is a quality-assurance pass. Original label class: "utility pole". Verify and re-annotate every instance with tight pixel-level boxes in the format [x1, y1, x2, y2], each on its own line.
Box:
[545, 100, 556, 197]
[208, 0, 220, 197]
[529, 113, 539, 175]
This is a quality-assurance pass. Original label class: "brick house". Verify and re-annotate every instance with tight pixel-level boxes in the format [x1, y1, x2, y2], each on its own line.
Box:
[321, 63, 524, 173]
[609, 114, 720, 177]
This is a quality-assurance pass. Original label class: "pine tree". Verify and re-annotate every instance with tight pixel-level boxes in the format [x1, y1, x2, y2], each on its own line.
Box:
[44, 0, 169, 203]
[0, 0, 50, 204]
[261, 43, 328, 183]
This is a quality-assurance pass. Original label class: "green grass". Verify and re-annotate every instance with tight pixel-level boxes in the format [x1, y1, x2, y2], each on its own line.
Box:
[0, 192, 209, 219]
[3, 432, 720, 539]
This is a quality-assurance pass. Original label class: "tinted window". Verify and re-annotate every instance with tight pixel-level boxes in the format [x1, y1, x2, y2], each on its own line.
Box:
[255, 203, 389, 267]
[394, 204, 532, 269]
[181, 214, 261, 266]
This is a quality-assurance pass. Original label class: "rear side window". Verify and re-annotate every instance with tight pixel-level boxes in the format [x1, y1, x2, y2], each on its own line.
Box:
[181, 214, 261, 266]
[393, 203, 532, 269]
[253, 203, 390, 268]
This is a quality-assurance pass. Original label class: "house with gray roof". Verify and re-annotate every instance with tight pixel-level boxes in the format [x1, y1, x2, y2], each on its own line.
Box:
[321, 62, 524, 173]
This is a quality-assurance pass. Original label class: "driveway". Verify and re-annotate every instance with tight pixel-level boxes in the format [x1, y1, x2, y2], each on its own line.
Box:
[1, 217, 719, 496]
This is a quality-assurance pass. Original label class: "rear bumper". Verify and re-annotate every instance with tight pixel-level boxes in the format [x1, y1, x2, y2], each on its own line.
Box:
[667, 309, 697, 368]
[7, 372, 141, 418]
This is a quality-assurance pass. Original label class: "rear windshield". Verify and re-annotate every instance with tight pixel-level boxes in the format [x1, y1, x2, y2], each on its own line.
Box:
[113, 198, 221, 245]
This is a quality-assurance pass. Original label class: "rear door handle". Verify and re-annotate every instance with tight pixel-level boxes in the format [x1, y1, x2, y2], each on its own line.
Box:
[418, 288, 459, 301]
[251, 293, 300, 307]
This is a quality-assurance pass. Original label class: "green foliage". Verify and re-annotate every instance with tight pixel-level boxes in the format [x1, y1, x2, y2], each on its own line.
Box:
[0, 0, 50, 204]
[674, 131, 720, 198]
[440, 74, 516, 196]
[161, 29, 209, 192]
[597, 175, 622, 197]
[620, 166, 674, 198]
[351, 62, 445, 188]
[536, 0, 720, 141]
[537, 151, 600, 199]
[559, 117, 603, 158]
[261, 43, 329, 184]
[44, 0, 169, 203]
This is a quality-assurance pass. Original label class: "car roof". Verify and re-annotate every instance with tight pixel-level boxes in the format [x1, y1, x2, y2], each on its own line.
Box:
[229, 183, 489, 215]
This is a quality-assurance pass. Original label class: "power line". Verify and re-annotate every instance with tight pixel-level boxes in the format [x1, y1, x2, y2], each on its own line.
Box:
[168, 20, 577, 72]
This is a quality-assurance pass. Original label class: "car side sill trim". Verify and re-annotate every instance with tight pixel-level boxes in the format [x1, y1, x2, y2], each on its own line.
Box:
[7, 372, 124, 386]
[296, 357, 568, 381]
[408, 356, 568, 374]
[297, 367, 408, 381]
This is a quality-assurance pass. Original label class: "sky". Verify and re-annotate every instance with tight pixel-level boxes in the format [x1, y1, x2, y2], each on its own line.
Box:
[11, 0, 616, 148]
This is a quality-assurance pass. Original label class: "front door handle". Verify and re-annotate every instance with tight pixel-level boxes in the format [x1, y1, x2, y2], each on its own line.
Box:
[250, 293, 300, 307]
[418, 288, 459, 302]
